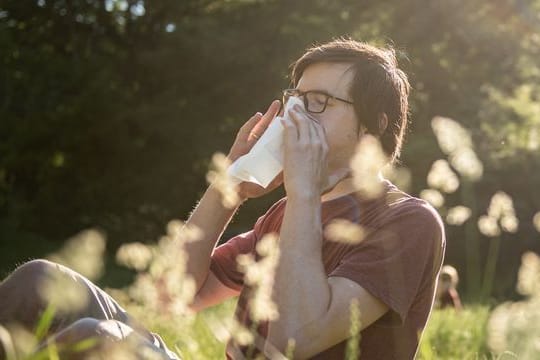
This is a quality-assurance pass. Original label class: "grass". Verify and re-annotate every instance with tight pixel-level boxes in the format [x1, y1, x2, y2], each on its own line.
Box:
[134, 300, 497, 360]
[418, 306, 493, 360]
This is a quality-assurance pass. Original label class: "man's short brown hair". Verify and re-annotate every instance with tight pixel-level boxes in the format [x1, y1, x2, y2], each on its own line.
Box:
[291, 39, 411, 163]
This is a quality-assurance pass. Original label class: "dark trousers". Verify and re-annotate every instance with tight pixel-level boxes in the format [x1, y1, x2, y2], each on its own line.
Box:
[0, 259, 179, 359]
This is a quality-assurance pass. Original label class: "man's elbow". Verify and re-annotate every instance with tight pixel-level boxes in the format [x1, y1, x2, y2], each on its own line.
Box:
[266, 325, 319, 359]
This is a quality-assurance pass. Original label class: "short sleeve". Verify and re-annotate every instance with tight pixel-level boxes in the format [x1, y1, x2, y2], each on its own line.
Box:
[210, 230, 257, 291]
[210, 198, 287, 292]
[329, 200, 445, 324]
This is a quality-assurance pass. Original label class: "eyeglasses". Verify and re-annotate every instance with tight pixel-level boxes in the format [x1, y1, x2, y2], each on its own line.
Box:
[282, 88, 354, 114]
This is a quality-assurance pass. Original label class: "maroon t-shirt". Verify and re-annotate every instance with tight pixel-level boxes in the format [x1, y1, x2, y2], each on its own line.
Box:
[210, 180, 445, 359]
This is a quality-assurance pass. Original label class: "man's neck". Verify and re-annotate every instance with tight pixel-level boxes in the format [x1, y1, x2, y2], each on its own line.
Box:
[321, 172, 386, 203]
[320, 177, 357, 202]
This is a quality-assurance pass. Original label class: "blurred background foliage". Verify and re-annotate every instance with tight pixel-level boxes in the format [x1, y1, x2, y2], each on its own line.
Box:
[1, 0, 539, 301]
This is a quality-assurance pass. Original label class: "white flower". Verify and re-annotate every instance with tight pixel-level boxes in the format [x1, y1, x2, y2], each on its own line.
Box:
[427, 159, 460, 193]
[517, 252, 540, 297]
[116, 242, 154, 271]
[350, 135, 387, 199]
[446, 206, 472, 225]
[237, 234, 280, 322]
[500, 215, 519, 233]
[431, 116, 473, 155]
[478, 215, 501, 237]
[382, 165, 412, 193]
[449, 147, 483, 181]
[533, 212, 540, 233]
[487, 192, 515, 220]
[47, 229, 106, 280]
[420, 189, 445, 208]
[324, 219, 366, 244]
[206, 152, 240, 208]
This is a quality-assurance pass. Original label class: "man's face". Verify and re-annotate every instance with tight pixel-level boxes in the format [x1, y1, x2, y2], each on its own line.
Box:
[295, 62, 360, 174]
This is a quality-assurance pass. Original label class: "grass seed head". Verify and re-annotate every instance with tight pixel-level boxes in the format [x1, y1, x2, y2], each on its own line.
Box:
[324, 219, 366, 244]
[446, 206, 472, 226]
[431, 116, 473, 155]
[206, 152, 241, 209]
[237, 234, 280, 322]
[116, 242, 154, 271]
[478, 215, 501, 237]
[533, 212, 540, 233]
[351, 135, 387, 199]
[47, 229, 106, 281]
[420, 189, 445, 208]
[427, 159, 460, 193]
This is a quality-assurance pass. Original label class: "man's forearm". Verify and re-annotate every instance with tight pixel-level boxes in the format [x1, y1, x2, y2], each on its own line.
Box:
[267, 195, 331, 350]
[184, 184, 243, 291]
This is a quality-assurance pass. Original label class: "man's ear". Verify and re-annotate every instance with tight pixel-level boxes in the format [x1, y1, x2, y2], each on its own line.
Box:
[378, 113, 389, 135]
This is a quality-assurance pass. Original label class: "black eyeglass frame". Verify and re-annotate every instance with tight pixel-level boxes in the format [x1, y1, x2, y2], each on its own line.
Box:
[282, 88, 354, 114]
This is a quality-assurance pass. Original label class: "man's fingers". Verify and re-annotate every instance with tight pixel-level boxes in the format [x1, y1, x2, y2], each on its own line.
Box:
[250, 100, 281, 137]
[281, 115, 297, 152]
[288, 107, 312, 142]
[239, 112, 263, 138]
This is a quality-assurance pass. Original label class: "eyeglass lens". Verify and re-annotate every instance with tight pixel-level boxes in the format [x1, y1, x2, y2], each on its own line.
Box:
[283, 90, 328, 113]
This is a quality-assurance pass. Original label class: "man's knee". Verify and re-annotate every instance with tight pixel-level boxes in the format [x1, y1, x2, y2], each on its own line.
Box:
[9, 259, 57, 284]
[1, 259, 59, 300]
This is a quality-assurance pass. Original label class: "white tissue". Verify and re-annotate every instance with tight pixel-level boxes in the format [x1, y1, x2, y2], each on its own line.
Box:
[227, 97, 303, 188]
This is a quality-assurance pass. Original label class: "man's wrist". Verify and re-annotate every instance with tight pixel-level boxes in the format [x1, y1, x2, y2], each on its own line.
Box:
[286, 190, 320, 206]
[207, 184, 246, 210]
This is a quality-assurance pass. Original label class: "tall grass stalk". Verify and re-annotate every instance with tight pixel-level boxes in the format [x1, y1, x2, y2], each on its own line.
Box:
[462, 180, 482, 301]
[482, 235, 502, 300]
[345, 299, 361, 360]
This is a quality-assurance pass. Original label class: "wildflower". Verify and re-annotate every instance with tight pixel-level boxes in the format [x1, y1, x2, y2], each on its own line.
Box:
[487, 251, 540, 358]
[517, 251, 540, 298]
[39, 266, 90, 312]
[7, 325, 36, 358]
[231, 321, 255, 347]
[167, 220, 202, 244]
[479, 192, 519, 234]
[0, 325, 15, 360]
[47, 229, 106, 280]
[533, 212, 540, 233]
[206, 152, 241, 208]
[446, 206, 472, 226]
[448, 148, 483, 181]
[427, 159, 460, 193]
[382, 165, 412, 193]
[477, 215, 501, 237]
[431, 116, 472, 155]
[431, 117, 483, 181]
[40, 229, 106, 312]
[500, 215, 519, 233]
[350, 135, 387, 199]
[125, 222, 202, 318]
[345, 299, 361, 359]
[420, 189, 445, 208]
[324, 219, 366, 244]
[116, 242, 154, 272]
[487, 192, 515, 220]
[237, 234, 280, 322]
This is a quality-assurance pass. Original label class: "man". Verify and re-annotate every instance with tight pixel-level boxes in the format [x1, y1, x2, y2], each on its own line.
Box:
[0, 39, 445, 359]
[189, 39, 445, 359]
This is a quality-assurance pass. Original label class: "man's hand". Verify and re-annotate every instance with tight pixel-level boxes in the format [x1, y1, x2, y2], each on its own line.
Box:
[281, 104, 347, 199]
[227, 100, 283, 200]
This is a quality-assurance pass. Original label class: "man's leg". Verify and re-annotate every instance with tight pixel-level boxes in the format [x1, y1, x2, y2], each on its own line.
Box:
[34, 318, 176, 359]
[0, 259, 179, 359]
[0, 259, 135, 332]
